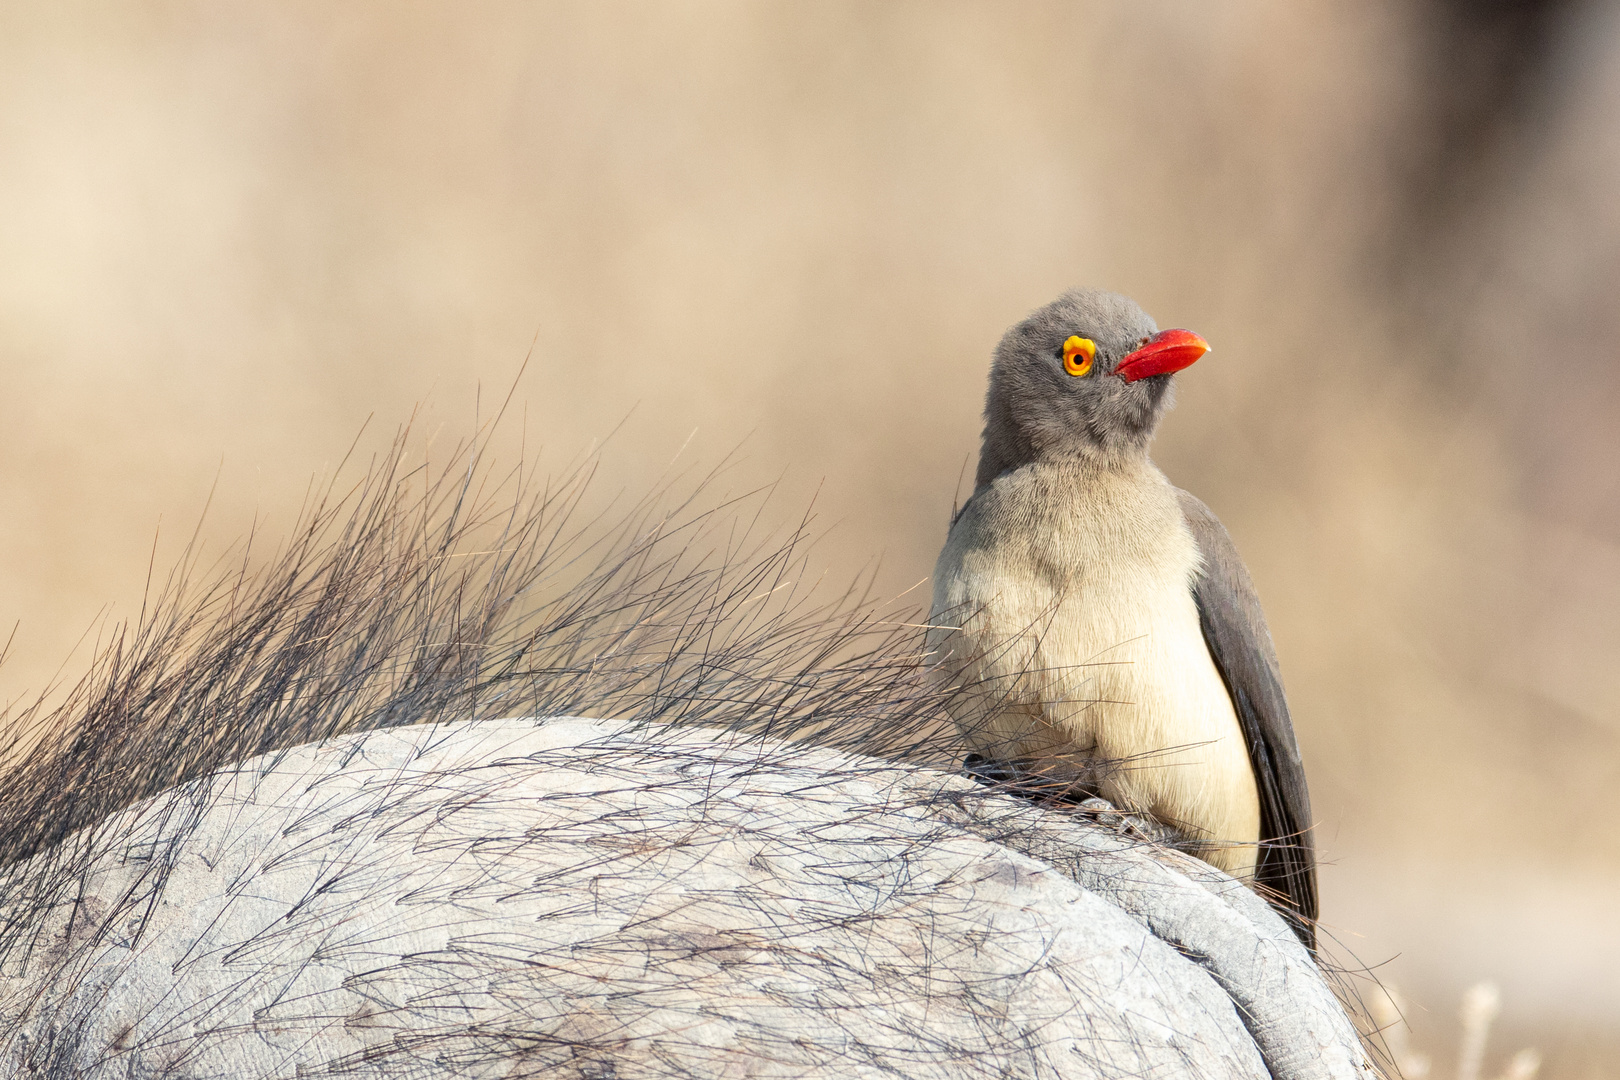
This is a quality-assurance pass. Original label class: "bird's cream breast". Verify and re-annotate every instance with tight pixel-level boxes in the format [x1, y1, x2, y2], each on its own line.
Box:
[928, 461, 1260, 876]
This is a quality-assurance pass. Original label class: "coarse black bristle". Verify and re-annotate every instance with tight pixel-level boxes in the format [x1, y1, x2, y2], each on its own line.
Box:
[0, 423, 958, 879]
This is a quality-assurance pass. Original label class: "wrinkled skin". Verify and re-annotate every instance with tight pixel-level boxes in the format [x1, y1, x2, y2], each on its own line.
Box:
[0, 718, 1371, 1080]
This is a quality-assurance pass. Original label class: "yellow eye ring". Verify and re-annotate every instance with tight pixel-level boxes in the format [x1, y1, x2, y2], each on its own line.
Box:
[1062, 336, 1096, 377]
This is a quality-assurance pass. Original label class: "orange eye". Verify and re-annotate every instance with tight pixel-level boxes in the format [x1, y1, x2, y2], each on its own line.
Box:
[1062, 336, 1096, 377]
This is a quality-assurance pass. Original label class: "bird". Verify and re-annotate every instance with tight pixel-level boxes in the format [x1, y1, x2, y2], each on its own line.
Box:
[926, 288, 1317, 947]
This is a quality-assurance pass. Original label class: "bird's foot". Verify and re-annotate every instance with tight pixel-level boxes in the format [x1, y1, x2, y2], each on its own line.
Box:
[1071, 796, 1184, 847]
[962, 754, 1187, 849]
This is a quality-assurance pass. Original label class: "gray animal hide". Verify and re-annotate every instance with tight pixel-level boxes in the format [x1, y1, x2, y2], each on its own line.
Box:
[0, 716, 1371, 1080]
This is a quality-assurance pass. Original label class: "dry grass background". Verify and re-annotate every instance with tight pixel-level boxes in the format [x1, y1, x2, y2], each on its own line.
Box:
[0, 1, 1616, 1074]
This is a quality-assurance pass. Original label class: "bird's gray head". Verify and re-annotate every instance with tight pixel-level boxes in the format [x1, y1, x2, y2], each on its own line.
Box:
[974, 289, 1210, 487]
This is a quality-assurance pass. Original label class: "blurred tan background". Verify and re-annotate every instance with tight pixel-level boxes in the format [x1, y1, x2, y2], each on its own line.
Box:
[0, 1, 1616, 1074]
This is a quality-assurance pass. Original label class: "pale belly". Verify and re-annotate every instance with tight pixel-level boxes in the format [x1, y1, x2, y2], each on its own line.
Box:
[928, 466, 1261, 878]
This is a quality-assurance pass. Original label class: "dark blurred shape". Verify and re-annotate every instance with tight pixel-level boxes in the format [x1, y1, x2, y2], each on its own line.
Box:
[1403, 0, 1581, 225]
[1392, 0, 1620, 544]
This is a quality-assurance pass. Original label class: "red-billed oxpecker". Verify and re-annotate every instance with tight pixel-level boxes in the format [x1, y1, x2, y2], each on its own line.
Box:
[927, 289, 1317, 948]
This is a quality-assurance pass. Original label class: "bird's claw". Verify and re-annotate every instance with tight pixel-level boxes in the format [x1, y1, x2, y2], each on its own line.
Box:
[1074, 796, 1184, 847]
[962, 756, 1184, 848]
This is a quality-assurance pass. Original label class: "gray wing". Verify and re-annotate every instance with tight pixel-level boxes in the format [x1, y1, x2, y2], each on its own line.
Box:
[1176, 489, 1318, 949]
